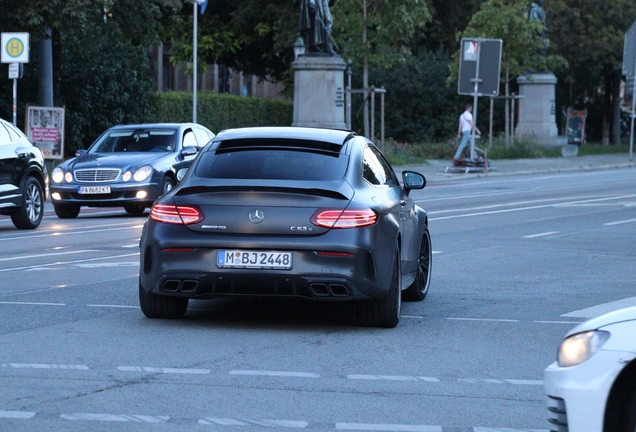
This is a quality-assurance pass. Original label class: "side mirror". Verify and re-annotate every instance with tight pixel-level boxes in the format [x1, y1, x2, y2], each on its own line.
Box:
[181, 146, 197, 157]
[402, 171, 426, 196]
[76, 149, 87, 157]
[176, 168, 188, 182]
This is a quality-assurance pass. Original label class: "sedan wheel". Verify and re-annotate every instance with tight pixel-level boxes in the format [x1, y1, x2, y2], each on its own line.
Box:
[139, 280, 188, 319]
[357, 244, 401, 328]
[124, 204, 146, 215]
[403, 227, 432, 301]
[54, 204, 80, 219]
[11, 177, 44, 229]
[162, 176, 175, 194]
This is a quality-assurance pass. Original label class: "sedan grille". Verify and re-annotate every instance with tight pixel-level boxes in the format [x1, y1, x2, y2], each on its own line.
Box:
[74, 169, 121, 183]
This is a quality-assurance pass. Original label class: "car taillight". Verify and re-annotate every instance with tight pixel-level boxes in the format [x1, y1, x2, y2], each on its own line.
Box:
[150, 204, 203, 225]
[310, 209, 377, 228]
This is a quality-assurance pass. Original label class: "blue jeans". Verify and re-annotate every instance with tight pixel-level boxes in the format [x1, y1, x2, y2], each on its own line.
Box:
[454, 130, 472, 159]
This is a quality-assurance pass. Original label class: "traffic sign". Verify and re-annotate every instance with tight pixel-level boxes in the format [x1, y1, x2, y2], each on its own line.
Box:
[8, 63, 19, 79]
[458, 38, 502, 96]
[623, 20, 636, 77]
[1, 33, 29, 63]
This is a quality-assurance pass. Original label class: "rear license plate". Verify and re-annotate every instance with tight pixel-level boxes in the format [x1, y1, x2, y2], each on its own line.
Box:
[217, 250, 292, 270]
[78, 186, 111, 194]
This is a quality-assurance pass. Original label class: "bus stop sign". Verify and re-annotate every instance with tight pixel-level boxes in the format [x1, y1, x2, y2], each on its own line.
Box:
[458, 38, 502, 96]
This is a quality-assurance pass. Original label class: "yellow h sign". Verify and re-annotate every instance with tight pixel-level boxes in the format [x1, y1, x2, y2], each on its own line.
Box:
[1, 32, 30, 63]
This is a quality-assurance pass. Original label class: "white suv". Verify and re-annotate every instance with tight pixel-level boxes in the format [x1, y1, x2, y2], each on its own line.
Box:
[0, 118, 48, 229]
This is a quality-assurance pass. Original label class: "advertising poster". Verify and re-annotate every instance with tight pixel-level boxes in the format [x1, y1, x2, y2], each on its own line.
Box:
[26, 106, 65, 160]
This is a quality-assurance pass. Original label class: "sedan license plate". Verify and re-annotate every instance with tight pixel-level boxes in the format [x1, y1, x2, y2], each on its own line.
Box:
[217, 250, 292, 270]
[78, 186, 111, 194]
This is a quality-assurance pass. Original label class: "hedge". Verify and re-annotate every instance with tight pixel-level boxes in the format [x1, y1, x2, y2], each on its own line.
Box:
[149, 91, 293, 134]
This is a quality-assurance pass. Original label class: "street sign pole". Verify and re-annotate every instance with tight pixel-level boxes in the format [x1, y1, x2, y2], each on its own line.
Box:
[470, 39, 482, 161]
[631, 59, 635, 161]
[12, 77, 17, 126]
[193, 0, 198, 124]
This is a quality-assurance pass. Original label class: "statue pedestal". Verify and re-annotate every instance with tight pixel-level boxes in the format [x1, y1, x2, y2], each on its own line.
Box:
[292, 55, 346, 129]
[516, 72, 560, 146]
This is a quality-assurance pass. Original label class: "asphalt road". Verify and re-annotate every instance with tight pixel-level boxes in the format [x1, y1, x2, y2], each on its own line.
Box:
[0, 165, 635, 432]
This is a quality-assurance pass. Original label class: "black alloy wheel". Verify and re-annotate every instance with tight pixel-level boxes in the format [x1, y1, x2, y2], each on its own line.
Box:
[403, 227, 432, 301]
[11, 177, 44, 229]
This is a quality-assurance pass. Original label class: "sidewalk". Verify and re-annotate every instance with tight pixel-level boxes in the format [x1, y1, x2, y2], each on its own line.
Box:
[396, 153, 636, 183]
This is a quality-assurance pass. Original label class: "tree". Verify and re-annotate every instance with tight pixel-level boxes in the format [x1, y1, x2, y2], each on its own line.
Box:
[450, 0, 565, 146]
[547, 0, 636, 143]
[331, 0, 431, 138]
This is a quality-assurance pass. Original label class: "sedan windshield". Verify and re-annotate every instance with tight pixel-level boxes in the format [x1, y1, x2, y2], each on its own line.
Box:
[89, 129, 177, 154]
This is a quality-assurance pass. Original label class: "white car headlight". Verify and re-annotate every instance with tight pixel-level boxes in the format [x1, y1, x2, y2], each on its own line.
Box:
[122, 171, 132, 182]
[557, 330, 610, 367]
[133, 166, 153, 182]
[52, 167, 64, 183]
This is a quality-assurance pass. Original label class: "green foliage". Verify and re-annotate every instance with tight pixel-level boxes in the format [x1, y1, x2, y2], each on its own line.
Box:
[332, 0, 432, 69]
[448, 0, 567, 88]
[150, 91, 293, 132]
[365, 52, 464, 142]
[59, 20, 157, 154]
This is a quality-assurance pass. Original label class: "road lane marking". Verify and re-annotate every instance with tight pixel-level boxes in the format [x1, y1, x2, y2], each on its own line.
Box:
[336, 423, 441, 431]
[348, 375, 439, 382]
[603, 218, 636, 226]
[200, 418, 308, 428]
[562, 296, 636, 318]
[75, 262, 137, 268]
[1, 363, 88, 370]
[534, 320, 583, 324]
[0, 252, 139, 272]
[118, 366, 210, 374]
[0, 250, 98, 262]
[429, 194, 636, 221]
[122, 244, 139, 248]
[504, 380, 543, 386]
[523, 231, 560, 238]
[0, 411, 36, 419]
[448, 318, 520, 323]
[402, 315, 424, 319]
[0, 224, 143, 242]
[60, 413, 169, 423]
[474, 429, 547, 432]
[0, 301, 65, 306]
[229, 370, 320, 378]
[88, 304, 137, 309]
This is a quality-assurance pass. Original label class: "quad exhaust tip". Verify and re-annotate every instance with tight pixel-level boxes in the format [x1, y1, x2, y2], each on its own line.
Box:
[309, 282, 351, 298]
[161, 279, 199, 293]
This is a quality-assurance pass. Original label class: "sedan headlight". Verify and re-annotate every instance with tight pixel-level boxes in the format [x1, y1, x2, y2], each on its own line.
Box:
[133, 165, 153, 182]
[52, 167, 64, 183]
[557, 330, 610, 367]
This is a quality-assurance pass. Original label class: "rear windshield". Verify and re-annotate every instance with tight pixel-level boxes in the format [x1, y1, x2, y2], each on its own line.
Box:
[195, 149, 348, 181]
[89, 129, 177, 154]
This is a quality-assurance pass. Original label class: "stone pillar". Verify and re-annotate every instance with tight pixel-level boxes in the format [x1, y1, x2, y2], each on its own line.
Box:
[516, 72, 560, 145]
[292, 55, 346, 129]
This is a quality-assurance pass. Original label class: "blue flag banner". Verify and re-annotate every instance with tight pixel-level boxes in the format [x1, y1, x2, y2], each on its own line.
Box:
[200, 0, 209, 14]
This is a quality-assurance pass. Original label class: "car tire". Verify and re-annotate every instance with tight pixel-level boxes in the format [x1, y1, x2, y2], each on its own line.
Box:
[54, 204, 80, 219]
[11, 177, 44, 230]
[161, 176, 175, 194]
[357, 245, 401, 328]
[124, 204, 146, 215]
[139, 280, 188, 319]
[623, 387, 636, 432]
[403, 227, 432, 301]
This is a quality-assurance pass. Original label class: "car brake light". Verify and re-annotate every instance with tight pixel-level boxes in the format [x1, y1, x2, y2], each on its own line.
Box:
[150, 204, 203, 225]
[310, 209, 377, 228]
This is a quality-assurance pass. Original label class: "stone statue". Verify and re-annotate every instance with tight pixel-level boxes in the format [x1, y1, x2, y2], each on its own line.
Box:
[300, 0, 335, 55]
[528, 0, 547, 56]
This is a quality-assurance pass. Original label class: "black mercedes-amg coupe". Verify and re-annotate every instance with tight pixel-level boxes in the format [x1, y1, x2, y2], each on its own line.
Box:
[139, 127, 431, 328]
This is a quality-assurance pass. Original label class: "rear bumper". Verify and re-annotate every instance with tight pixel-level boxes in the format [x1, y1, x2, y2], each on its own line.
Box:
[139, 221, 398, 301]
